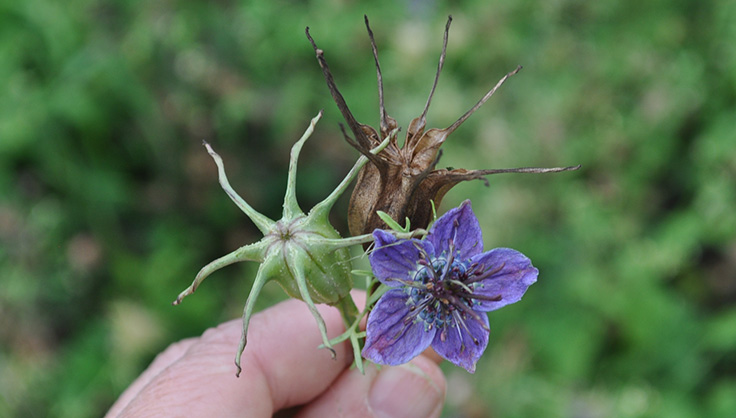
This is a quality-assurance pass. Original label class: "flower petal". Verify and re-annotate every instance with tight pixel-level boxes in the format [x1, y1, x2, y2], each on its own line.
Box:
[470, 248, 538, 312]
[431, 312, 490, 373]
[362, 289, 436, 365]
[427, 200, 483, 260]
[370, 229, 433, 287]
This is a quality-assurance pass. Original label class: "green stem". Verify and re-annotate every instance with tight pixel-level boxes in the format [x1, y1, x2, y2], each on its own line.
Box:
[335, 295, 360, 330]
[320, 228, 428, 249]
[334, 295, 365, 373]
[311, 129, 395, 222]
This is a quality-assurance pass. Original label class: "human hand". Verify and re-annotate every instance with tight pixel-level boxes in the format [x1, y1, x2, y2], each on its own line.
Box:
[106, 292, 446, 417]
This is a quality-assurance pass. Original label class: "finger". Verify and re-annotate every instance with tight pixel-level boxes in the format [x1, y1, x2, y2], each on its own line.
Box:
[105, 337, 198, 417]
[422, 347, 444, 364]
[110, 293, 365, 417]
[295, 353, 446, 418]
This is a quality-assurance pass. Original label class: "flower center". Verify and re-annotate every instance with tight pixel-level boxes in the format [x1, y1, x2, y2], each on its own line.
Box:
[407, 256, 478, 332]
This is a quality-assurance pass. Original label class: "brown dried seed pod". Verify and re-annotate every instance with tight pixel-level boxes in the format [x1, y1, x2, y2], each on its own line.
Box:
[306, 16, 580, 237]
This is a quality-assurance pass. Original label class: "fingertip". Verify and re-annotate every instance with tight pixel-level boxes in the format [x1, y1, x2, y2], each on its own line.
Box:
[423, 346, 445, 365]
[368, 355, 446, 418]
[296, 354, 446, 418]
[108, 295, 365, 417]
[105, 337, 199, 417]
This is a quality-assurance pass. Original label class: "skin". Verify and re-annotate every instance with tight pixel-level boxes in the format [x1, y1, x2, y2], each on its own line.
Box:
[106, 292, 446, 418]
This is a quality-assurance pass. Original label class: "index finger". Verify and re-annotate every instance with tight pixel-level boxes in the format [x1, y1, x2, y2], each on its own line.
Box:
[108, 293, 364, 417]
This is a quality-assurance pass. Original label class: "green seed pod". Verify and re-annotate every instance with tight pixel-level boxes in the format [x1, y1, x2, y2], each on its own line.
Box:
[174, 111, 391, 376]
[258, 214, 352, 306]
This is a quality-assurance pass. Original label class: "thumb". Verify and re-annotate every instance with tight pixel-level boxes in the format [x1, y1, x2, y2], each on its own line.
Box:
[295, 354, 446, 418]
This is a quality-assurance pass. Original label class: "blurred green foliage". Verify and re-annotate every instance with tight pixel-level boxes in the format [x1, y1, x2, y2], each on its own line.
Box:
[1, 0, 735, 417]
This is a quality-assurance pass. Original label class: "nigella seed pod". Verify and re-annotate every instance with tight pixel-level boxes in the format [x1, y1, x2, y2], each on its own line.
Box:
[307, 16, 580, 237]
[174, 112, 392, 376]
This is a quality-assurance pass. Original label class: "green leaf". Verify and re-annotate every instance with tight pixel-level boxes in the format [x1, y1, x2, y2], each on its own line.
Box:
[376, 211, 411, 232]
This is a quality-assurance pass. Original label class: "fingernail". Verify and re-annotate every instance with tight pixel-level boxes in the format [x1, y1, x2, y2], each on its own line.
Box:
[368, 363, 444, 418]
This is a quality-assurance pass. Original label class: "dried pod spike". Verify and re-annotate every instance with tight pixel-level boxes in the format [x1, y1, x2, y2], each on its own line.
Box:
[364, 15, 396, 139]
[410, 15, 452, 141]
[305, 27, 386, 169]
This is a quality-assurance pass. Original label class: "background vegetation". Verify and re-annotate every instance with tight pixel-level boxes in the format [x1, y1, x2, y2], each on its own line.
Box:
[1, 0, 734, 416]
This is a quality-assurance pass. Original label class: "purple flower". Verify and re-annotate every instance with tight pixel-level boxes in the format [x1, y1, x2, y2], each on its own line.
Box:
[362, 200, 538, 372]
